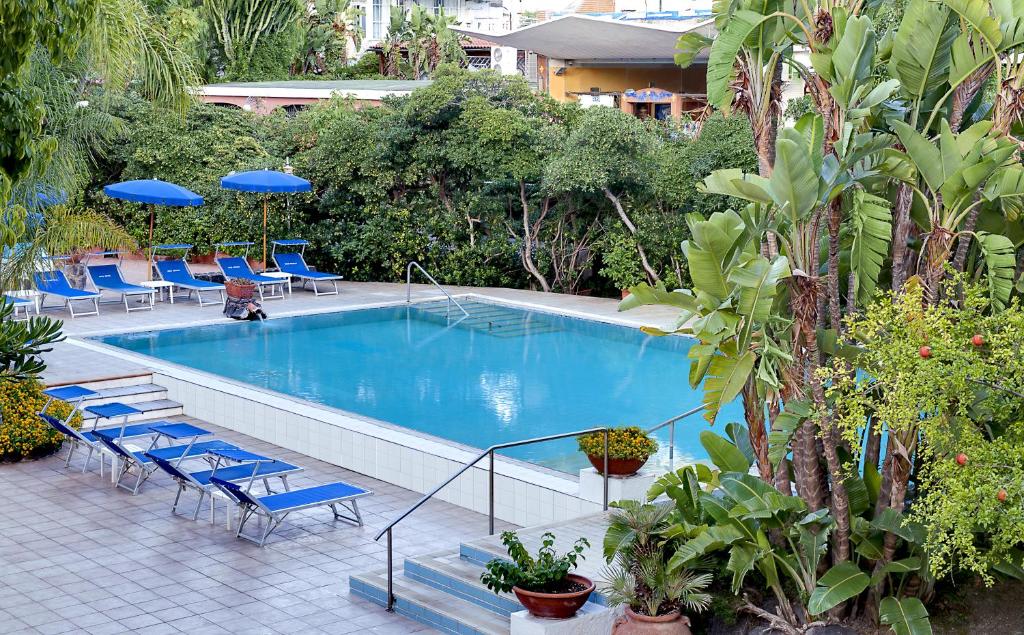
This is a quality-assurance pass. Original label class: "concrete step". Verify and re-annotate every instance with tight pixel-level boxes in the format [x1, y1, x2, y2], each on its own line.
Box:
[81, 384, 169, 406]
[47, 373, 154, 391]
[81, 398, 183, 422]
[351, 569, 511, 635]
[404, 551, 522, 617]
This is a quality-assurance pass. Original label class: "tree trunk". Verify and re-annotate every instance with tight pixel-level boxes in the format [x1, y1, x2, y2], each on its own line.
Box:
[864, 417, 881, 473]
[743, 377, 773, 482]
[768, 399, 791, 494]
[519, 181, 550, 292]
[952, 204, 981, 272]
[890, 184, 914, 292]
[603, 188, 660, 284]
[788, 274, 827, 512]
[826, 198, 843, 330]
[921, 227, 955, 305]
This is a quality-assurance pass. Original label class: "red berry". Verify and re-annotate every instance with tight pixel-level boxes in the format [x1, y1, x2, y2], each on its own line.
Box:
[919, 346, 932, 358]
[956, 453, 968, 466]
[998, 489, 1007, 502]
[971, 334, 984, 347]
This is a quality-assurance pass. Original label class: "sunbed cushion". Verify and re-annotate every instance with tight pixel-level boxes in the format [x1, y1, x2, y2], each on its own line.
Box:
[142, 440, 240, 463]
[35, 272, 99, 298]
[82, 423, 160, 442]
[190, 460, 300, 486]
[43, 385, 99, 401]
[156, 260, 224, 290]
[258, 482, 367, 512]
[88, 265, 153, 294]
[274, 253, 341, 279]
[217, 257, 280, 284]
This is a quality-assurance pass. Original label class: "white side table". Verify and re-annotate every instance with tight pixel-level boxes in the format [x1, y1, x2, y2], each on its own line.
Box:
[261, 271, 293, 296]
[139, 280, 175, 303]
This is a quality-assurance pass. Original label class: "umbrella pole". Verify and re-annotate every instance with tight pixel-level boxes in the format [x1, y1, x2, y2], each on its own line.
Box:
[262, 196, 268, 272]
[148, 204, 155, 280]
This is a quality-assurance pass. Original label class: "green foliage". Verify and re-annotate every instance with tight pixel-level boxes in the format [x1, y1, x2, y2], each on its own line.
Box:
[601, 501, 712, 617]
[0, 378, 81, 461]
[577, 427, 657, 461]
[826, 278, 1024, 582]
[204, 0, 303, 79]
[480, 531, 590, 594]
[0, 303, 64, 381]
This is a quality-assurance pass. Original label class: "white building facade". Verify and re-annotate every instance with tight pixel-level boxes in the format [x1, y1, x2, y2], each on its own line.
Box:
[356, 0, 521, 47]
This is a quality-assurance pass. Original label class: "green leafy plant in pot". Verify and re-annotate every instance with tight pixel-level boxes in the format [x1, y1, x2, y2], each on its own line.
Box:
[578, 427, 658, 476]
[602, 501, 712, 634]
[225, 277, 257, 300]
[480, 531, 593, 619]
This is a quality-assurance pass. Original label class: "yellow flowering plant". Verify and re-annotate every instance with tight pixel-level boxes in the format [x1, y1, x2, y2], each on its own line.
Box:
[578, 426, 658, 461]
[0, 379, 81, 461]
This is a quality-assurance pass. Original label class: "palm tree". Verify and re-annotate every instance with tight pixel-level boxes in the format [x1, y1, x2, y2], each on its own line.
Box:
[380, 6, 409, 78]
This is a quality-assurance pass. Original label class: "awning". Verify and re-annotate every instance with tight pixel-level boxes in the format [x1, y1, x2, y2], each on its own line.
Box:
[453, 15, 714, 63]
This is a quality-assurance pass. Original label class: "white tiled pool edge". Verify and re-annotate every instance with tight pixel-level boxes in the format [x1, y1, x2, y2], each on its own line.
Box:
[68, 337, 606, 527]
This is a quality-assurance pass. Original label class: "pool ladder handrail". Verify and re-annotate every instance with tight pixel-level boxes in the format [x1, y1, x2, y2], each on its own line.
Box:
[374, 426, 613, 612]
[645, 405, 706, 468]
[405, 261, 469, 318]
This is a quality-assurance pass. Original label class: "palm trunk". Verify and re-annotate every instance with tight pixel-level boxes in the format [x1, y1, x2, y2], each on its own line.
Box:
[743, 377, 772, 482]
[826, 198, 842, 329]
[922, 227, 955, 305]
[890, 184, 914, 292]
[788, 274, 827, 512]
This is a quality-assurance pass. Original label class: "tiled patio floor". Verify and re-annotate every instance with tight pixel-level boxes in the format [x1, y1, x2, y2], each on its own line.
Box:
[0, 417, 514, 634]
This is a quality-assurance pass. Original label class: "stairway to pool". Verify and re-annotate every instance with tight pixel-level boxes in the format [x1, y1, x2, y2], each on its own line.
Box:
[351, 512, 610, 634]
[411, 299, 564, 338]
[48, 373, 185, 423]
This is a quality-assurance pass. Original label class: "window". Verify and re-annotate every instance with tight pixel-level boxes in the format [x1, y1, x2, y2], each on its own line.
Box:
[372, 0, 383, 38]
[433, 0, 444, 15]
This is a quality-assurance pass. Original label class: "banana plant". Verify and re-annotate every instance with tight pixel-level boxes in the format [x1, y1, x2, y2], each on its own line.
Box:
[883, 118, 1024, 306]
[621, 207, 791, 427]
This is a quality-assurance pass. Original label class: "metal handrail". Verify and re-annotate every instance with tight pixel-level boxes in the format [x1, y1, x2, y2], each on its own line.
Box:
[405, 261, 469, 318]
[374, 426, 611, 611]
[645, 405, 706, 468]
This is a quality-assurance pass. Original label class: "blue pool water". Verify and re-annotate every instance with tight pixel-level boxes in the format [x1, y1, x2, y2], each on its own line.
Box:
[97, 301, 742, 471]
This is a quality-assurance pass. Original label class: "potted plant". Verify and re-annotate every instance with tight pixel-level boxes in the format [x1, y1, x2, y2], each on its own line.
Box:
[602, 502, 712, 634]
[578, 426, 658, 476]
[480, 531, 594, 619]
[225, 277, 257, 300]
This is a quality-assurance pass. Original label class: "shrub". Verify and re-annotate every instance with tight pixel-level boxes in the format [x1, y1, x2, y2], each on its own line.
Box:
[480, 531, 590, 594]
[0, 380, 81, 461]
[577, 426, 658, 460]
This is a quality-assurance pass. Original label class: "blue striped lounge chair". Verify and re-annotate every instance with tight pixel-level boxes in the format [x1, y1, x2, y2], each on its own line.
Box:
[86, 263, 155, 313]
[154, 259, 225, 307]
[216, 256, 285, 301]
[146, 448, 302, 522]
[95, 431, 240, 495]
[211, 475, 371, 546]
[271, 240, 342, 296]
[34, 270, 101, 318]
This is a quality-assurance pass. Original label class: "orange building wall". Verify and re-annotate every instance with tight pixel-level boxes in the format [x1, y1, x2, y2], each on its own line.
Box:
[542, 63, 707, 102]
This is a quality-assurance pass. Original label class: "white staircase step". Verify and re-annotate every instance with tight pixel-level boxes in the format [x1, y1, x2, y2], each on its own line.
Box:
[351, 570, 511, 635]
[81, 398, 183, 422]
[81, 384, 168, 406]
[47, 373, 154, 392]
[405, 551, 521, 616]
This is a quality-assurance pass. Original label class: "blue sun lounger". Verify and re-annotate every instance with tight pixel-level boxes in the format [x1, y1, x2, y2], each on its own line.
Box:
[155, 259, 225, 307]
[147, 448, 302, 522]
[271, 240, 342, 296]
[3, 294, 36, 319]
[34, 270, 101, 318]
[211, 475, 371, 546]
[86, 263, 155, 313]
[216, 256, 285, 301]
[96, 421, 239, 494]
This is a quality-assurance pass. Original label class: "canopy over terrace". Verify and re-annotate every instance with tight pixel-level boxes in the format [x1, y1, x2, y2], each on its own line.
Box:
[454, 14, 715, 116]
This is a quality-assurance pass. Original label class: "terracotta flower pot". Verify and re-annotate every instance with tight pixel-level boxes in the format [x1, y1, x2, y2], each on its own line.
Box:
[512, 574, 594, 619]
[613, 608, 692, 635]
[621, 289, 632, 300]
[587, 454, 649, 477]
[225, 280, 256, 300]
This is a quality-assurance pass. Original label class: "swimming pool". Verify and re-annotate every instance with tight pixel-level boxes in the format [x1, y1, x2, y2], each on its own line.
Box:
[97, 299, 742, 471]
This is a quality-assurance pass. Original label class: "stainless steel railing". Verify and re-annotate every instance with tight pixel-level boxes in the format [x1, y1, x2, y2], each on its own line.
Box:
[373, 427, 612, 612]
[405, 261, 469, 318]
[645, 405, 706, 468]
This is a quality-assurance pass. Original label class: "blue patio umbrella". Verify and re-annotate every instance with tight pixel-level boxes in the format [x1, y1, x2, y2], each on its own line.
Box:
[103, 179, 203, 278]
[220, 169, 311, 270]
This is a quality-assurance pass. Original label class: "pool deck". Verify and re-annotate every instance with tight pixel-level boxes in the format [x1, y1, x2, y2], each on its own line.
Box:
[0, 415, 514, 634]
[40, 280, 686, 386]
